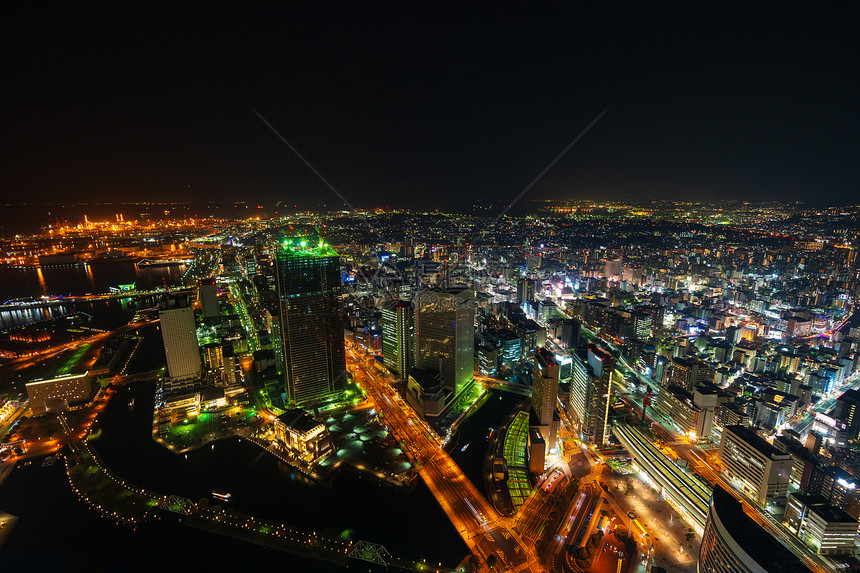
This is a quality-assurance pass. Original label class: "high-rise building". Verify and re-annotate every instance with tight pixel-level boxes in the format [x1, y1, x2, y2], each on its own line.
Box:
[560, 318, 581, 350]
[569, 351, 597, 440]
[718, 425, 793, 507]
[381, 300, 413, 382]
[631, 311, 652, 340]
[587, 343, 614, 445]
[477, 341, 499, 376]
[832, 389, 860, 440]
[274, 239, 346, 408]
[414, 287, 475, 396]
[516, 278, 535, 304]
[159, 306, 201, 383]
[198, 278, 219, 318]
[497, 330, 522, 367]
[532, 347, 559, 449]
[699, 485, 812, 572]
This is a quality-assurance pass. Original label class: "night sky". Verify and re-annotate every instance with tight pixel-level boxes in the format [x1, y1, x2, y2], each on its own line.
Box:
[2, 4, 857, 210]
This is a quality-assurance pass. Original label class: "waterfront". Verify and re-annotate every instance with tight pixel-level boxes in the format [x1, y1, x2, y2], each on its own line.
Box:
[0, 262, 186, 302]
[0, 459, 357, 572]
[88, 380, 469, 566]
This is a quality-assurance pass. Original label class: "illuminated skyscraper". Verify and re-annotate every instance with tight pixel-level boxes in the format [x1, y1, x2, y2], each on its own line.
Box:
[274, 239, 346, 408]
[159, 306, 201, 383]
[587, 343, 614, 445]
[414, 286, 474, 396]
[382, 300, 413, 382]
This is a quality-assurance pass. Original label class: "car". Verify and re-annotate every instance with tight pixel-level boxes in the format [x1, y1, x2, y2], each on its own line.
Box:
[627, 510, 637, 519]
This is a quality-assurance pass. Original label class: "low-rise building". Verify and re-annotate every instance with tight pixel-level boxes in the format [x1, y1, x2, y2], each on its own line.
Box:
[784, 492, 859, 556]
[26, 373, 94, 415]
[273, 409, 333, 462]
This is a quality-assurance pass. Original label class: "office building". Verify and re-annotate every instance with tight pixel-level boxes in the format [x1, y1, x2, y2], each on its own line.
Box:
[517, 278, 535, 304]
[198, 278, 219, 318]
[587, 343, 614, 445]
[807, 465, 858, 509]
[560, 318, 581, 350]
[832, 388, 860, 441]
[26, 373, 94, 415]
[773, 435, 819, 492]
[414, 286, 475, 396]
[159, 306, 202, 383]
[532, 347, 559, 450]
[381, 300, 413, 382]
[477, 342, 499, 376]
[631, 311, 653, 340]
[717, 401, 750, 427]
[274, 239, 347, 408]
[569, 351, 598, 441]
[699, 485, 812, 573]
[784, 492, 859, 556]
[497, 331, 522, 367]
[718, 425, 793, 507]
[406, 368, 447, 418]
[668, 357, 713, 391]
[655, 386, 718, 441]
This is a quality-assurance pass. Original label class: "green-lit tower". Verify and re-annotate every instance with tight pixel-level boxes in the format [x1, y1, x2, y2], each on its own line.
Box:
[274, 238, 346, 408]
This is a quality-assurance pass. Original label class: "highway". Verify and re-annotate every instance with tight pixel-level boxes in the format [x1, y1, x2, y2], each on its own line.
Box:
[346, 341, 537, 572]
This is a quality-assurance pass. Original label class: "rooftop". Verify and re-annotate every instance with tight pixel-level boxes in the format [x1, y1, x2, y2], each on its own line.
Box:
[724, 425, 791, 460]
[276, 408, 324, 433]
[711, 485, 812, 572]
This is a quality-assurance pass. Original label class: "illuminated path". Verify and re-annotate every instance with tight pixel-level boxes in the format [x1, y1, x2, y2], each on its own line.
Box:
[347, 343, 538, 572]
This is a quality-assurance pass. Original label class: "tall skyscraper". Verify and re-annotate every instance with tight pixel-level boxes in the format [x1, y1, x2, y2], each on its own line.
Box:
[532, 347, 559, 451]
[587, 343, 614, 445]
[198, 278, 219, 318]
[532, 347, 558, 426]
[274, 238, 346, 408]
[569, 351, 598, 441]
[159, 306, 201, 383]
[382, 300, 413, 382]
[414, 286, 474, 396]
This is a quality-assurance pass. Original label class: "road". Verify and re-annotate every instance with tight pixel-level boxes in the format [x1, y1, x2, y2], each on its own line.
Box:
[346, 341, 537, 572]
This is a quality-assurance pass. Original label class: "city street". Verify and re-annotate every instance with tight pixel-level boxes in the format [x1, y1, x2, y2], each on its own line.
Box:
[346, 341, 538, 572]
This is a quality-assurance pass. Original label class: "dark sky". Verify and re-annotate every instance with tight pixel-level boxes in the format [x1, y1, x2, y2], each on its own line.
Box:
[2, 3, 857, 211]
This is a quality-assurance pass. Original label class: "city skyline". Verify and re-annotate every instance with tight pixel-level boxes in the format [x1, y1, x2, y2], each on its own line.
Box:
[3, 3, 860, 571]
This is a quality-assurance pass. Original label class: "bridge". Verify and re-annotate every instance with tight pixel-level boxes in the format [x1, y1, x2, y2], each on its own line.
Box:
[0, 287, 195, 312]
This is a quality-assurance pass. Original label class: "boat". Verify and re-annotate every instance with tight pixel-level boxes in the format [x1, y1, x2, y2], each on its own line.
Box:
[41, 456, 56, 467]
[461, 443, 469, 453]
[211, 490, 232, 502]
